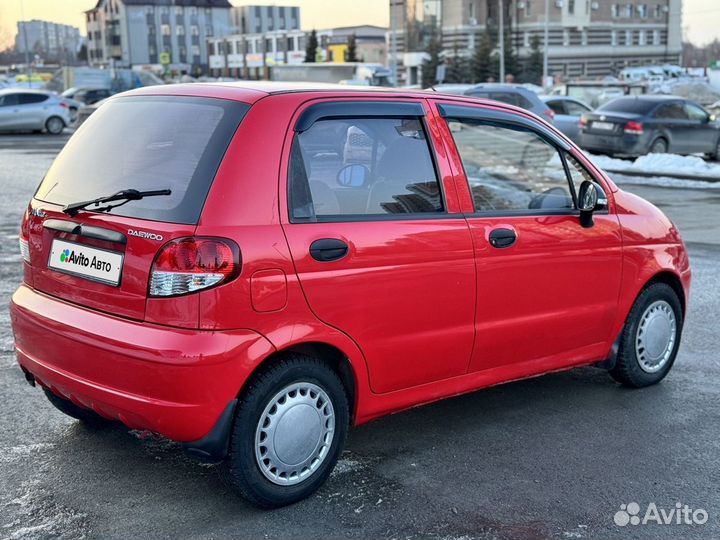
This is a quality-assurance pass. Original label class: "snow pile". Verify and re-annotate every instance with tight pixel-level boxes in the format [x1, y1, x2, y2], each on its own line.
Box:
[658, 80, 720, 106]
[588, 152, 720, 180]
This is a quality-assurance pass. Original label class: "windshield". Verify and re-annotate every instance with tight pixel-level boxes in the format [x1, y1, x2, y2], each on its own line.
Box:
[35, 96, 248, 224]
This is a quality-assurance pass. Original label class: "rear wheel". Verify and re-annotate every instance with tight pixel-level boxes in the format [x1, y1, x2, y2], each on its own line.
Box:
[43, 388, 109, 425]
[609, 282, 683, 387]
[45, 116, 65, 135]
[225, 354, 349, 508]
[650, 138, 668, 154]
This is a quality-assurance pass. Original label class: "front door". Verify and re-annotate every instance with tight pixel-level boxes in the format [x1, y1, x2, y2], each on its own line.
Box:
[434, 101, 623, 373]
[281, 100, 476, 393]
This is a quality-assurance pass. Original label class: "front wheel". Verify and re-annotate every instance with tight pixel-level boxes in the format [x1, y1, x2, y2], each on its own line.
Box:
[224, 354, 349, 508]
[609, 282, 683, 388]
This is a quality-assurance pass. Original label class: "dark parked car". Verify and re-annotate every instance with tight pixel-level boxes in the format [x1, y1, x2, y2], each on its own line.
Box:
[580, 95, 720, 159]
[542, 96, 592, 143]
[464, 84, 555, 123]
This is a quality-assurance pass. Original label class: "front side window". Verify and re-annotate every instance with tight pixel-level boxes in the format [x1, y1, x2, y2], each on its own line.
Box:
[445, 119, 574, 213]
[289, 117, 443, 221]
[685, 103, 708, 122]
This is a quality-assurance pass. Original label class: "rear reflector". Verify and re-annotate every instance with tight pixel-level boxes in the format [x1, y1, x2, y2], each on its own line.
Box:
[543, 108, 555, 121]
[19, 237, 30, 263]
[579, 116, 587, 129]
[624, 121, 644, 135]
[59, 102, 69, 109]
[149, 237, 240, 297]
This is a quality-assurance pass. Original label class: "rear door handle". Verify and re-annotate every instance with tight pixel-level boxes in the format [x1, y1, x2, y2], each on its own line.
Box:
[309, 238, 349, 262]
[488, 228, 517, 249]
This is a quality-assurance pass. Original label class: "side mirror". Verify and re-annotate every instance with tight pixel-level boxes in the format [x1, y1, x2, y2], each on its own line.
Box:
[337, 164, 369, 187]
[578, 180, 598, 228]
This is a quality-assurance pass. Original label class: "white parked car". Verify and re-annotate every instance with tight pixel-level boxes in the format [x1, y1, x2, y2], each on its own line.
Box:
[0, 89, 73, 135]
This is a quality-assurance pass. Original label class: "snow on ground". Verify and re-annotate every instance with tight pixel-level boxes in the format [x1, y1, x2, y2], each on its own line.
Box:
[609, 173, 720, 189]
[587, 152, 720, 180]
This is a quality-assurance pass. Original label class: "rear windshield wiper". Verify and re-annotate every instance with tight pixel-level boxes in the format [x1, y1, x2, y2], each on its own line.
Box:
[62, 189, 171, 216]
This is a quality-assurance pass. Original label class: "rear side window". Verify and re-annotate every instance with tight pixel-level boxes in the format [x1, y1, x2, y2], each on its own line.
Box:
[445, 119, 574, 213]
[598, 98, 655, 115]
[289, 117, 443, 221]
[35, 96, 248, 224]
[19, 93, 48, 104]
[0, 93, 20, 107]
[469, 91, 532, 110]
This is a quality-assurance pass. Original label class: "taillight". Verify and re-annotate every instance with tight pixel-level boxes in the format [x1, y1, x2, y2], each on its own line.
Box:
[624, 121, 644, 135]
[19, 207, 30, 264]
[579, 116, 587, 129]
[149, 237, 241, 297]
[59, 102, 69, 109]
[543, 108, 555, 122]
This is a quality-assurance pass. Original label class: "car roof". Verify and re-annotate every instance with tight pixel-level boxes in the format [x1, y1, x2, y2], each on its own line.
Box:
[465, 84, 532, 93]
[122, 80, 531, 105]
[0, 88, 52, 95]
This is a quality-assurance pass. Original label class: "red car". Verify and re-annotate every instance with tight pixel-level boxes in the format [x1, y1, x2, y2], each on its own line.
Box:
[10, 83, 691, 508]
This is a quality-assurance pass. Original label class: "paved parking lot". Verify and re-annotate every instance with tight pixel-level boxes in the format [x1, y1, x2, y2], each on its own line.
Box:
[1, 133, 718, 540]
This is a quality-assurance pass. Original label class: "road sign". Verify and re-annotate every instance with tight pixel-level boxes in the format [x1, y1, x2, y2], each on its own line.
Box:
[159, 52, 171, 65]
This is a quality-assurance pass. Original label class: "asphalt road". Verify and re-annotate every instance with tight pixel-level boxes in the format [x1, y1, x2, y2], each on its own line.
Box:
[1, 133, 718, 540]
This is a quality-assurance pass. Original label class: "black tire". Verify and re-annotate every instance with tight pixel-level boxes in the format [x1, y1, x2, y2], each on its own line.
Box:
[45, 116, 65, 135]
[650, 138, 668, 154]
[609, 282, 683, 388]
[43, 388, 109, 425]
[224, 354, 349, 508]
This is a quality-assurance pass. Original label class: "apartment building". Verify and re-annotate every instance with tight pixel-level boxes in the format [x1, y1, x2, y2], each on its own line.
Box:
[390, 0, 682, 84]
[85, 0, 233, 73]
[15, 20, 82, 63]
[231, 5, 301, 34]
[317, 25, 388, 64]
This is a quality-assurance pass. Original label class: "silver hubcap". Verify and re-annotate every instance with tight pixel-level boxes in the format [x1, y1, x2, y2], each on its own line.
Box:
[47, 118, 62, 133]
[255, 382, 335, 486]
[635, 300, 677, 373]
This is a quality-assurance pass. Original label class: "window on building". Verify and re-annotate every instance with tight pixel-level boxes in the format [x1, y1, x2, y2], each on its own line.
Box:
[265, 38, 273, 52]
[638, 30, 646, 45]
[148, 24, 155, 35]
[146, 6, 154, 14]
[581, 30, 588, 45]
[175, 6, 183, 15]
[653, 29, 660, 45]
[626, 29, 632, 43]
[191, 44, 200, 56]
[208, 42, 215, 55]
[190, 7, 197, 16]
[625, 4, 633, 17]
[176, 25, 185, 36]
[160, 6, 169, 15]
[611, 30, 617, 45]
[191, 25, 199, 36]
[526, 1, 532, 16]
[611, 4, 619, 17]
[563, 30, 570, 46]
[654, 4, 662, 17]
[523, 32, 530, 47]
[637, 4, 647, 17]
[161, 24, 170, 36]
[206, 25, 213, 36]
[568, 0, 575, 14]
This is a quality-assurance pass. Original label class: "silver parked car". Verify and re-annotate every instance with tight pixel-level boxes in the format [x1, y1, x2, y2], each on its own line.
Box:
[0, 89, 72, 135]
[542, 96, 592, 143]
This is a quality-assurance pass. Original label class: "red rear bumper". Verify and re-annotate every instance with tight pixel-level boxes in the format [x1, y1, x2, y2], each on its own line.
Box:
[10, 285, 274, 442]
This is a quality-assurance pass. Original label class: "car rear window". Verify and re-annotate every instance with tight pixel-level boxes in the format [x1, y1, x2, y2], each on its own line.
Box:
[597, 98, 656, 114]
[35, 96, 248, 224]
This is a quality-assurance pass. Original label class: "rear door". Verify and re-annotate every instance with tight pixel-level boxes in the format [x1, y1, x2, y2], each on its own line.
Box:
[17, 93, 49, 129]
[28, 95, 248, 321]
[433, 101, 623, 373]
[281, 99, 476, 393]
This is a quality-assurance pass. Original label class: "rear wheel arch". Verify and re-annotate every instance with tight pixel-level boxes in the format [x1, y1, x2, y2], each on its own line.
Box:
[650, 136, 669, 153]
[237, 342, 358, 424]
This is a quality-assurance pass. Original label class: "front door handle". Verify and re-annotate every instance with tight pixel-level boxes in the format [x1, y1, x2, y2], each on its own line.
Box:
[488, 228, 517, 249]
[309, 238, 349, 262]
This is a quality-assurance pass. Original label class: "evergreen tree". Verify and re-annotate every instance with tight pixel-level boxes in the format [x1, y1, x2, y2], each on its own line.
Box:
[421, 36, 443, 88]
[445, 41, 470, 83]
[346, 34, 358, 62]
[521, 34, 544, 85]
[304, 29, 318, 63]
[471, 31, 494, 83]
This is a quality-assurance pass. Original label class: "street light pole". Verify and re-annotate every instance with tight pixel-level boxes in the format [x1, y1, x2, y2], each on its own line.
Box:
[389, 0, 398, 86]
[20, 0, 32, 86]
[498, 0, 505, 81]
[542, 0, 549, 87]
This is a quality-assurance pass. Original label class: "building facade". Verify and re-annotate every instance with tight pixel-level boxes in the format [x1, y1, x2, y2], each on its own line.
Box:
[389, 0, 683, 85]
[208, 29, 306, 78]
[15, 20, 82, 63]
[317, 25, 388, 64]
[85, 0, 233, 73]
[231, 5, 301, 34]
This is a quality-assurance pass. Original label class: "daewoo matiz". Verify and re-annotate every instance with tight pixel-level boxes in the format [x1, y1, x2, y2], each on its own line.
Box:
[11, 82, 691, 508]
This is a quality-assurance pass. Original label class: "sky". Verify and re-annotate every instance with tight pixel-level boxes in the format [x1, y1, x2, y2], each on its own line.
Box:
[0, 0, 718, 50]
